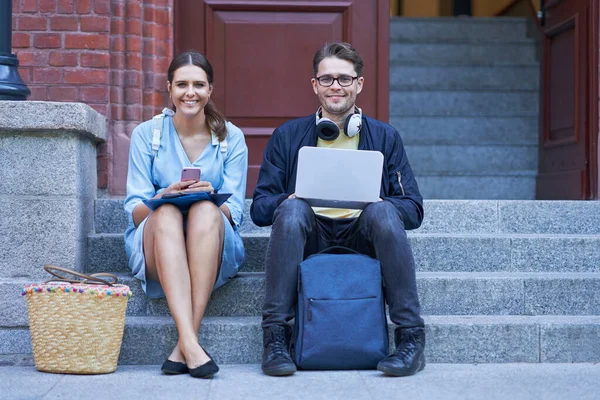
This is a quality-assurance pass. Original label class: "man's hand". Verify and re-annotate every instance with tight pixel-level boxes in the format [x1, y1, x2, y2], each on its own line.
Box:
[288, 193, 296, 199]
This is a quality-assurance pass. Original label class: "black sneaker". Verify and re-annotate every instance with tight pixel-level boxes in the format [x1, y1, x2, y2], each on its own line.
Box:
[261, 325, 297, 376]
[377, 326, 426, 377]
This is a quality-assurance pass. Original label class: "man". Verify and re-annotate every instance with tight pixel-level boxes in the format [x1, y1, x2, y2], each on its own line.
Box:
[250, 42, 425, 377]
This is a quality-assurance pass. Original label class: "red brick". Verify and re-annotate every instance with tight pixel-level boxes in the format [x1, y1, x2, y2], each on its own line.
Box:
[111, 2, 126, 17]
[97, 170, 108, 188]
[34, 33, 61, 48]
[16, 51, 49, 67]
[33, 68, 62, 83]
[49, 51, 77, 66]
[12, 1, 19, 12]
[94, 0, 110, 14]
[124, 70, 142, 87]
[21, 0, 39, 13]
[150, 40, 170, 57]
[64, 69, 108, 84]
[126, 53, 142, 69]
[126, 1, 143, 19]
[80, 87, 109, 102]
[144, 7, 170, 25]
[142, 108, 156, 121]
[28, 86, 48, 101]
[150, 0, 170, 6]
[143, 91, 167, 108]
[81, 52, 110, 68]
[65, 34, 109, 50]
[50, 15, 78, 31]
[39, 0, 57, 13]
[18, 67, 32, 84]
[110, 70, 124, 86]
[143, 24, 167, 39]
[125, 19, 142, 35]
[110, 36, 125, 52]
[57, 0, 74, 13]
[80, 15, 110, 32]
[110, 19, 125, 35]
[48, 86, 78, 101]
[124, 105, 142, 121]
[110, 87, 123, 103]
[111, 104, 123, 120]
[150, 73, 168, 89]
[89, 104, 108, 115]
[110, 53, 125, 70]
[124, 88, 141, 103]
[125, 36, 142, 52]
[76, 0, 92, 14]
[18, 16, 48, 31]
[12, 32, 31, 48]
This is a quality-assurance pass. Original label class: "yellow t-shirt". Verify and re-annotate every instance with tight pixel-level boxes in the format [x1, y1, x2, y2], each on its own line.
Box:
[312, 131, 362, 219]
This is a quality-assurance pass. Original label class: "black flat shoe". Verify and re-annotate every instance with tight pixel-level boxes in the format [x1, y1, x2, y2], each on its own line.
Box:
[161, 359, 189, 375]
[189, 351, 219, 379]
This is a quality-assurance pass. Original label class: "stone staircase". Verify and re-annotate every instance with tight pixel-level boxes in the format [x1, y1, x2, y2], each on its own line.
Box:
[3, 199, 600, 364]
[390, 17, 539, 199]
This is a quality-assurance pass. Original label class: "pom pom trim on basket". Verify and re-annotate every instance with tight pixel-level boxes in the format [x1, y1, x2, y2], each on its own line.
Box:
[22, 283, 132, 298]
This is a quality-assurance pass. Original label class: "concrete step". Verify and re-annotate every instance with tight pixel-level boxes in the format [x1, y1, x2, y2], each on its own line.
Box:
[4, 315, 600, 364]
[6, 272, 600, 326]
[86, 232, 600, 274]
[391, 117, 538, 146]
[93, 199, 600, 235]
[416, 173, 536, 200]
[390, 42, 538, 66]
[390, 65, 539, 91]
[405, 144, 537, 174]
[389, 91, 539, 117]
[390, 17, 535, 43]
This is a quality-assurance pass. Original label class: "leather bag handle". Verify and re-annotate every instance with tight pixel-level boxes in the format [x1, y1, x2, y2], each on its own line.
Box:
[43, 265, 118, 286]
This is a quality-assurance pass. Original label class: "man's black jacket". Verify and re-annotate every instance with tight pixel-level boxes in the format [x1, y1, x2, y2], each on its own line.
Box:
[250, 114, 424, 230]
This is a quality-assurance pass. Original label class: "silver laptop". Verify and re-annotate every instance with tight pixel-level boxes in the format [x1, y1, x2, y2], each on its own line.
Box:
[295, 146, 384, 209]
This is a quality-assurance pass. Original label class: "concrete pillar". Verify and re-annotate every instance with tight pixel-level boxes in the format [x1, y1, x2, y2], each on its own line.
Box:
[0, 101, 106, 280]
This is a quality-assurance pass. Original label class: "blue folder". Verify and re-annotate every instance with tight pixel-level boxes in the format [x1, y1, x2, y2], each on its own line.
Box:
[143, 192, 231, 212]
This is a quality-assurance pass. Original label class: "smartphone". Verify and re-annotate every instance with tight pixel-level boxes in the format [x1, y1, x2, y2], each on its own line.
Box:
[181, 167, 201, 182]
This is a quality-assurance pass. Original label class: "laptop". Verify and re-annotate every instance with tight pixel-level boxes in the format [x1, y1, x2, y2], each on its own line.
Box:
[295, 146, 384, 209]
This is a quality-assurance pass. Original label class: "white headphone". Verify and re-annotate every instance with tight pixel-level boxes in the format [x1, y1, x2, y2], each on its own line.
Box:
[315, 106, 362, 141]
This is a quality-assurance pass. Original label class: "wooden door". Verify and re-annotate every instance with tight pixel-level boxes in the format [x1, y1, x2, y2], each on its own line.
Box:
[536, 0, 598, 199]
[175, 0, 390, 197]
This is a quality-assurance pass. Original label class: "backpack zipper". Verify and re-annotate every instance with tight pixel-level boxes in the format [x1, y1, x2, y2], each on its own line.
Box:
[396, 170, 405, 196]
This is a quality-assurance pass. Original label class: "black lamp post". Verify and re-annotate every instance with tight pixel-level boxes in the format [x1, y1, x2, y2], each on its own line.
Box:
[0, 0, 30, 100]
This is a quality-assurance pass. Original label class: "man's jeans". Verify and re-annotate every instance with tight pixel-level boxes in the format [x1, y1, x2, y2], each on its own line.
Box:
[262, 198, 424, 329]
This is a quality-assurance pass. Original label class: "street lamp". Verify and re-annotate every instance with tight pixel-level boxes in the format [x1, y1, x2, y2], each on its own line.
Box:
[0, 0, 30, 100]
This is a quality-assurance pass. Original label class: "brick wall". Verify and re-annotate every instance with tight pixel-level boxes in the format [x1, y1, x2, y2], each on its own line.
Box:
[11, 0, 173, 194]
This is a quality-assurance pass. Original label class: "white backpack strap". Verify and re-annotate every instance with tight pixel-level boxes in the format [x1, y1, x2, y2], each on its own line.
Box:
[211, 131, 228, 156]
[151, 108, 175, 157]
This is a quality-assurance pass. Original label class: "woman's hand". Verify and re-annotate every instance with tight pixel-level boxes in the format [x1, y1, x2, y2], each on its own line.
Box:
[182, 180, 214, 194]
[159, 180, 196, 198]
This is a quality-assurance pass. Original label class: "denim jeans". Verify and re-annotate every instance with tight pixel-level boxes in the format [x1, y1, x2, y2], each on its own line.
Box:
[262, 198, 424, 329]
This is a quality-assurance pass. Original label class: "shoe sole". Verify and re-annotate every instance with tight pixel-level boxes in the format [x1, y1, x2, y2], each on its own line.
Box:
[377, 357, 426, 377]
[262, 365, 297, 377]
[161, 369, 188, 375]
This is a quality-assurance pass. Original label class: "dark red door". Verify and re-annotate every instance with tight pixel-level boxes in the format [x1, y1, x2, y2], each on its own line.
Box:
[536, 0, 599, 199]
[175, 0, 390, 197]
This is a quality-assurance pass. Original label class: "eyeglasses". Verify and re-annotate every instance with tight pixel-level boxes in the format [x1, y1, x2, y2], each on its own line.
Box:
[315, 75, 358, 87]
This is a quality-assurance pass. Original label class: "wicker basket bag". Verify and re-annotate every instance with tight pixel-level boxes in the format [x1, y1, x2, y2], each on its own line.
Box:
[22, 265, 132, 374]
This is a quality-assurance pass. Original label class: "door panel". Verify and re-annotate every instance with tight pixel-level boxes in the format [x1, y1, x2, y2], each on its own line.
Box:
[175, 0, 390, 197]
[537, 0, 596, 199]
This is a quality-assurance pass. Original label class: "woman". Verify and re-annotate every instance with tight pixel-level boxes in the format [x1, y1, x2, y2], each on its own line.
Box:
[124, 51, 248, 378]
